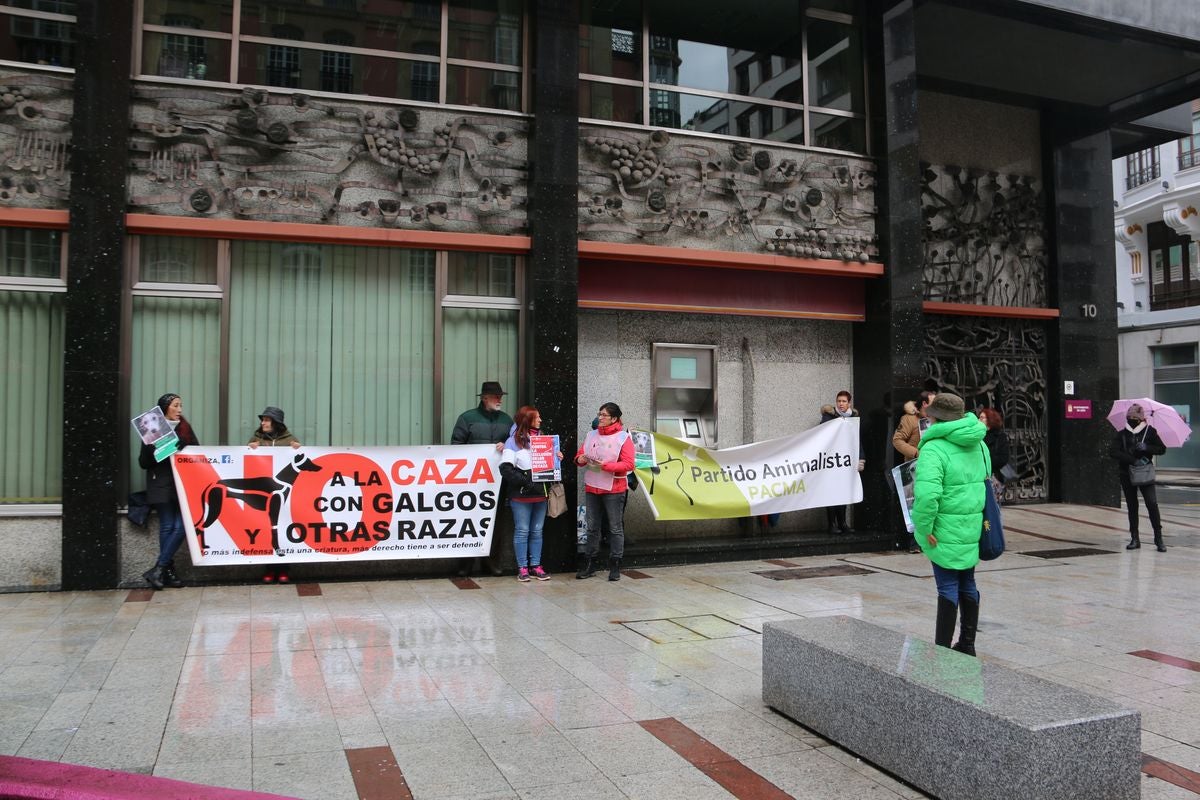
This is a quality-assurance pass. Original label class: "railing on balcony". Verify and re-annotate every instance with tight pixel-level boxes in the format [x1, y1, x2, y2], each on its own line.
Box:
[1181, 139, 1200, 171]
[1126, 161, 1161, 191]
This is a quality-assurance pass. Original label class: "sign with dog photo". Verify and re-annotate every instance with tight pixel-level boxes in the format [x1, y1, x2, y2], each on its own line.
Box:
[170, 446, 503, 565]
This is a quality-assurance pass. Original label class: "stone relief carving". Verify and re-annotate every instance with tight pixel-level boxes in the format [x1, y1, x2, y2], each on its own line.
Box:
[128, 84, 528, 231]
[921, 163, 1046, 306]
[925, 316, 1047, 503]
[0, 71, 73, 207]
[579, 125, 878, 261]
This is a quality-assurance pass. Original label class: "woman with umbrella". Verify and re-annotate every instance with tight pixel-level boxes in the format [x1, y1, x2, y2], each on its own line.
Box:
[1108, 403, 1167, 551]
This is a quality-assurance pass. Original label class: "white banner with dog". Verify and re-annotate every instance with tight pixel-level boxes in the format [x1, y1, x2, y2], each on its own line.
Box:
[170, 446, 502, 566]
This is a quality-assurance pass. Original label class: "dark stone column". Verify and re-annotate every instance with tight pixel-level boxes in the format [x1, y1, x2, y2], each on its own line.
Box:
[528, 0, 580, 571]
[853, 1, 926, 541]
[1047, 129, 1122, 506]
[61, 0, 133, 589]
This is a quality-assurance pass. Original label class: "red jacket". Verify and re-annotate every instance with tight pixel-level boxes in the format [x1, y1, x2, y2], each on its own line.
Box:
[574, 421, 636, 494]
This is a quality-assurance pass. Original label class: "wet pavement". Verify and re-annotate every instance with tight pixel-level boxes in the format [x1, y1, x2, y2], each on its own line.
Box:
[1, 502, 1199, 799]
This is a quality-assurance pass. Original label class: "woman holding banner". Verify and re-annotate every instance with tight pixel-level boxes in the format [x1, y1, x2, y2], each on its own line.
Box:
[911, 393, 989, 657]
[500, 406, 552, 583]
[575, 402, 636, 581]
[139, 393, 199, 590]
[248, 406, 301, 583]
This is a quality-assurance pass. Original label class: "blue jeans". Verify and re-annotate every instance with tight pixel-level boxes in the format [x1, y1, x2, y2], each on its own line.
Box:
[155, 497, 186, 567]
[511, 500, 547, 568]
[932, 563, 979, 605]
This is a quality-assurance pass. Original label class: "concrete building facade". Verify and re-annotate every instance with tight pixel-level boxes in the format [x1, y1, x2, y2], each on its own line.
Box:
[2, 0, 1199, 591]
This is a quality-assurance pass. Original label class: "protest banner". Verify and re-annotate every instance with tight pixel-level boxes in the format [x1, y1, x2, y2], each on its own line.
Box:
[634, 419, 862, 520]
[169, 445, 502, 566]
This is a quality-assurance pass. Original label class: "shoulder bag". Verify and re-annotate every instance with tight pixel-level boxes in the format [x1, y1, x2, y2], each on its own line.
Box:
[546, 482, 568, 518]
[1129, 429, 1156, 487]
[979, 444, 1005, 561]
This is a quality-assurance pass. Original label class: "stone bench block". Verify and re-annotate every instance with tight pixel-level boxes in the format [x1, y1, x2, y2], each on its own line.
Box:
[763, 616, 1141, 800]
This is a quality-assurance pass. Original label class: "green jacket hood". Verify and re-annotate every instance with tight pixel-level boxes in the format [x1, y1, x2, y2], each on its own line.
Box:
[918, 414, 987, 450]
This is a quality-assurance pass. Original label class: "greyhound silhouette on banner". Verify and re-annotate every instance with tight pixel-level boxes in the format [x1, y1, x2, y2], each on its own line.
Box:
[193, 452, 322, 556]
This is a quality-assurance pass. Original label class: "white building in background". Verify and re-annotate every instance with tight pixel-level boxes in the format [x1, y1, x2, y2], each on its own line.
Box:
[1114, 100, 1200, 469]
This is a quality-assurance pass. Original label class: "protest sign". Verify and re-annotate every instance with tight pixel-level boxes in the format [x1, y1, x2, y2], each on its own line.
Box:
[891, 459, 917, 533]
[529, 434, 561, 482]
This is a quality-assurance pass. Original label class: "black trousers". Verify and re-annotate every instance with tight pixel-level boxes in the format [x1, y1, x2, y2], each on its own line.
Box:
[1119, 473, 1161, 537]
[825, 505, 847, 530]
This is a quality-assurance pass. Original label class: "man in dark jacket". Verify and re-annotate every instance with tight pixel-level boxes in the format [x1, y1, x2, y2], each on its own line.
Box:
[451, 381, 514, 576]
[451, 381, 515, 448]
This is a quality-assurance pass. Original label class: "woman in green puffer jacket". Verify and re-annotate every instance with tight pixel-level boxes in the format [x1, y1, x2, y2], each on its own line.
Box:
[912, 393, 990, 656]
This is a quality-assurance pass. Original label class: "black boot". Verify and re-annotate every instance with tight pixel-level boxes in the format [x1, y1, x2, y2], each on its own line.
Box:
[1154, 531, 1166, 552]
[952, 595, 979, 657]
[575, 556, 594, 580]
[142, 566, 165, 590]
[608, 558, 622, 581]
[1126, 535, 1141, 550]
[161, 561, 184, 588]
[935, 596, 957, 648]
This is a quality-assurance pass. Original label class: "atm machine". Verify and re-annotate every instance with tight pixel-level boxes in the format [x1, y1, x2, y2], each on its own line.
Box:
[652, 343, 717, 448]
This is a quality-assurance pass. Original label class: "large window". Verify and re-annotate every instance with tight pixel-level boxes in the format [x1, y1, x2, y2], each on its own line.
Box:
[1153, 344, 1200, 470]
[1147, 221, 1200, 310]
[579, 0, 866, 153]
[1180, 112, 1200, 172]
[1125, 147, 1160, 190]
[140, 0, 524, 111]
[0, 0, 76, 68]
[0, 228, 65, 505]
[126, 237, 521, 491]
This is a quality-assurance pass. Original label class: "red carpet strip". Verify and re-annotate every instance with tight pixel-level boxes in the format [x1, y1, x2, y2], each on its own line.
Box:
[450, 576, 481, 589]
[345, 746, 413, 800]
[295, 583, 322, 597]
[622, 569, 653, 579]
[1016, 507, 1127, 532]
[640, 717, 792, 799]
[1005, 526, 1092, 545]
[1129, 649, 1200, 672]
[125, 589, 155, 602]
[1142, 754, 1200, 795]
[1089, 505, 1200, 531]
[0, 755, 292, 799]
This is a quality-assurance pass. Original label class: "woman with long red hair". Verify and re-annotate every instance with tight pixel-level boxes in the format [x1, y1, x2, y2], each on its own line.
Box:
[977, 407, 1010, 501]
[500, 405, 551, 582]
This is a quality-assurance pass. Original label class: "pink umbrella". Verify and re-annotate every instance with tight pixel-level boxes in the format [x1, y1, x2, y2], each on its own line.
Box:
[1106, 397, 1193, 447]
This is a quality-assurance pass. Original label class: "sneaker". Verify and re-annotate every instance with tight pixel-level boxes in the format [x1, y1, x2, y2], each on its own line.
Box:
[517, 567, 530, 582]
[262, 570, 276, 584]
[532, 565, 550, 581]
[277, 569, 290, 584]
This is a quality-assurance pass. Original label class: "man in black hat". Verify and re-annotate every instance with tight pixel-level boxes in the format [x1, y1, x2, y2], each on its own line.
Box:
[451, 381, 514, 449]
[450, 381, 515, 576]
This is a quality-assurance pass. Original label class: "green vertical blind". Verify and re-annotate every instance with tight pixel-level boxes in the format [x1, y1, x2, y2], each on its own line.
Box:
[229, 241, 333, 445]
[0, 291, 63, 502]
[442, 307, 519, 441]
[128, 295, 221, 491]
[328, 246, 435, 445]
[229, 242, 437, 445]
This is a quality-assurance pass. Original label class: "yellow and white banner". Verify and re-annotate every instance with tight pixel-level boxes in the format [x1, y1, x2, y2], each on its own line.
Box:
[636, 419, 861, 520]
[170, 446, 501, 565]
